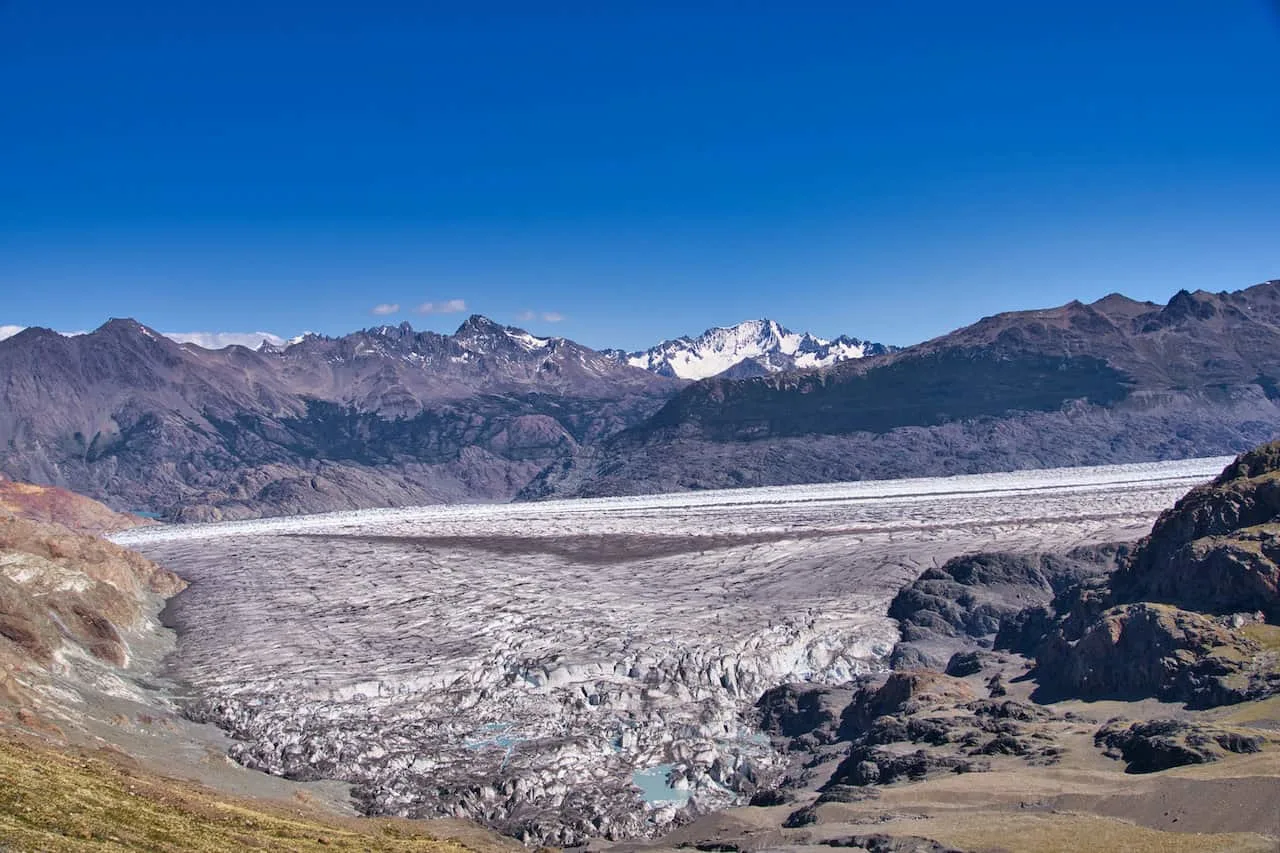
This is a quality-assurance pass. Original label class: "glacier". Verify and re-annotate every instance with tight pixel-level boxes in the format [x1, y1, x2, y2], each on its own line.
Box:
[113, 456, 1232, 845]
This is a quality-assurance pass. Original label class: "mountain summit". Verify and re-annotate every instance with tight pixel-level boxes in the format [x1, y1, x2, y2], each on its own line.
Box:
[613, 319, 893, 380]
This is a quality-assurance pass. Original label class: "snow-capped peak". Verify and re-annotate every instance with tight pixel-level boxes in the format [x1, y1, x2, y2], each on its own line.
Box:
[621, 319, 892, 380]
[506, 329, 551, 351]
[452, 315, 554, 354]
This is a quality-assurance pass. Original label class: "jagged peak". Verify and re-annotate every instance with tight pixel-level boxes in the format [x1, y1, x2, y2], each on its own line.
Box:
[92, 318, 170, 343]
[1091, 292, 1154, 309]
[0, 325, 60, 345]
[95, 317, 147, 333]
[454, 314, 506, 336]
[625, 318, 887, 380]
[366, 320, 416, 338]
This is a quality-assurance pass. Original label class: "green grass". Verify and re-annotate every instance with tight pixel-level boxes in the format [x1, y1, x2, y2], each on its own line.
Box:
[1240, 623, 1280, 653]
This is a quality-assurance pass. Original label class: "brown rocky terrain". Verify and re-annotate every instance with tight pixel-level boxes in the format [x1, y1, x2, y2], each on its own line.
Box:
[0, 473, 152, 535]
[0, 515, 183, 690]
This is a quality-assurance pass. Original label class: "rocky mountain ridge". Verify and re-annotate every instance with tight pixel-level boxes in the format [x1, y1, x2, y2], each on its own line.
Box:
[0, 315, 678, 520]
[999, 441, 1280, 707]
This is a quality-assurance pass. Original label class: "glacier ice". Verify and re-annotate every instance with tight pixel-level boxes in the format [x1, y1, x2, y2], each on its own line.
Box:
[115, 456, 1230, 844]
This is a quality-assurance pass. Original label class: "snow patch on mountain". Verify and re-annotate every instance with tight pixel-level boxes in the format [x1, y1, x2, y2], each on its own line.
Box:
[507, 330, 551, 351]
[620, 319, 892, 380]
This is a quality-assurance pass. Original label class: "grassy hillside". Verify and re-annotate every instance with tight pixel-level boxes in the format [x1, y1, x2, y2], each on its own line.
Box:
[0, 734, 518, 853]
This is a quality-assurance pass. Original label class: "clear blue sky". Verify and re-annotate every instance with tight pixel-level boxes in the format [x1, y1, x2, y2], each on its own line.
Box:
[2, 1, 1277, 350]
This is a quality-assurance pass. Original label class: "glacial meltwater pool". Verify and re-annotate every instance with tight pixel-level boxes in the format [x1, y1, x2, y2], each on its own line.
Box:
[631, 764, 692, 806]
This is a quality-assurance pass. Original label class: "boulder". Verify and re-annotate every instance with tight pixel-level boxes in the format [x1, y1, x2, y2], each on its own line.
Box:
[755, 683, 854, 746]
[827, 747, 989, 788]
[943, 651, 981, 677]
[1095, 717, 1266, 773]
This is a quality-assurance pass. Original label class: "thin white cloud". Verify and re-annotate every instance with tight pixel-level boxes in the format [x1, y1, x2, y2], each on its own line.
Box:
[516, 310, 565, 324]
[165, 331, 288, 350]
[0, 325, 25, 341]
[371, 303, 401, 316]
[415, 298, 467, 315]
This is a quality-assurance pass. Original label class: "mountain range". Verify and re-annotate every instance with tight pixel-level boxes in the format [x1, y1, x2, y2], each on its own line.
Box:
[3, 282, 1279, 519]
[604, 319, 893, 380]
[0, 315, 678, 520]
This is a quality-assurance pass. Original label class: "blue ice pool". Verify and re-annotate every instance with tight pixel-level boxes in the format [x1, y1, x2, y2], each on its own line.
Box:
[631, 763, 691, 806]
[464, 723, 521, 766]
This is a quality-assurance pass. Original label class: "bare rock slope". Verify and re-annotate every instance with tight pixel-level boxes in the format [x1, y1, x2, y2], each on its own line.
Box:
[0, 514, 184, 727]
[1006, 441, 1280, 706]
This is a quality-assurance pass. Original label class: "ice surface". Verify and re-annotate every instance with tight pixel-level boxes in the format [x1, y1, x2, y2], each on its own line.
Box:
[115, 456, 1230, 844]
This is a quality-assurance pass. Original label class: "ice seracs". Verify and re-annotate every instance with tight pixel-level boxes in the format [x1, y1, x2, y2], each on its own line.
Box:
[619, 318, 894, 380]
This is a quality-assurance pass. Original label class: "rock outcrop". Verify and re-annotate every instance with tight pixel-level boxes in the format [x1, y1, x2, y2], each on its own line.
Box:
[756, 673, 1072, 804]
[819, 835, 966, 852]
[1109, 443, 1280, 620]
[1001, 442, 1280, 707]
[755, 683, 854, 749]
[1095, 717, 1266, 773]
[1029, 603, 1277, 707]
[887, 548, 1118, 669]
[0, 514, 184, 723]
